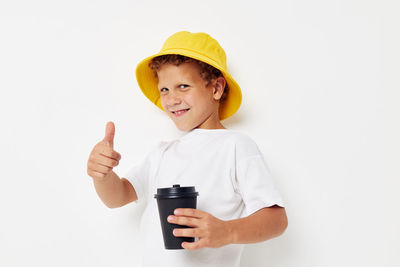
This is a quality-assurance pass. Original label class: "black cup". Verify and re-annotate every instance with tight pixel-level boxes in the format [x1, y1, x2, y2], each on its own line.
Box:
[154, 184, 199, 249]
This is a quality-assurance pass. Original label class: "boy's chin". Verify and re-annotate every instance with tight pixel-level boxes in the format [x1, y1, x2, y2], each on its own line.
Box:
[176, 126, 193, 132]
[174, 123, 196, 132]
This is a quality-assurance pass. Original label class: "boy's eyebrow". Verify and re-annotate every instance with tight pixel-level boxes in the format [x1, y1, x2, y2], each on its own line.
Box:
[158, 82, 191, 89]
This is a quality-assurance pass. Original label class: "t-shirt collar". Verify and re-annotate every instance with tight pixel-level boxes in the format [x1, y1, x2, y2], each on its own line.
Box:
[179, 128, 229, 142]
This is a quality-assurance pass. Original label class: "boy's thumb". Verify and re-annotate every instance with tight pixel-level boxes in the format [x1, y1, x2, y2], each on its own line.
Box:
[102, 121, 115, 148]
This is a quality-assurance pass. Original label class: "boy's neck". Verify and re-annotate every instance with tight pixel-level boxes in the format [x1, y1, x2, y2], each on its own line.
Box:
[195, 120, 226, 130]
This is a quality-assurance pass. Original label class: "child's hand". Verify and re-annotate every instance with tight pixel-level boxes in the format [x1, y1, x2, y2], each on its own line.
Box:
[167, 208, 232, 250]
[87, 121, 122, 181]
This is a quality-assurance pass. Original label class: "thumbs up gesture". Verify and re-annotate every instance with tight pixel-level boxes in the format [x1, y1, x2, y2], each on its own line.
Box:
[87, 121, 122, 181]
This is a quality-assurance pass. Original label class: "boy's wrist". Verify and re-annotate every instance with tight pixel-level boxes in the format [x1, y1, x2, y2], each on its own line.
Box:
[224, 219, 237, 245]
[93, 171, 115, 183]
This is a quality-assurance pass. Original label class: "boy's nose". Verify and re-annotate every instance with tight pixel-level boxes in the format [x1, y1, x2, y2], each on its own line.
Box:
[166, 94, 182, 106]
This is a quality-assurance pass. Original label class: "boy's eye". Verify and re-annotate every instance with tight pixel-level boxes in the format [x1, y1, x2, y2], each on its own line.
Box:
[159, 85, 188, 93]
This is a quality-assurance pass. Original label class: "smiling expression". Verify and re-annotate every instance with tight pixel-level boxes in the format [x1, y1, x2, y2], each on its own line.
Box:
[157, 62, 226, 131]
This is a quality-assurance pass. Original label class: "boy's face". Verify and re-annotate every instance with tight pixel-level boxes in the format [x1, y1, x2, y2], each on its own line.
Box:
[157, 62, 225, 131]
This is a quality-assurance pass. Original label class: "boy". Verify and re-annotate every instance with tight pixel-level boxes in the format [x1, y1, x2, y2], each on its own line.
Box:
[87, 31, 288, 266]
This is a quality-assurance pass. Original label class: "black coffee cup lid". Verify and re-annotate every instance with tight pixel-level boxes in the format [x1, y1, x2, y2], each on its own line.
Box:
[154, 184, 199, 199]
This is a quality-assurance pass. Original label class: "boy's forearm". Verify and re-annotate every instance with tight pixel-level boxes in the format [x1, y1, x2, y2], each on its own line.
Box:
[226, 206, 288, 244]
[92, 171, 125, 208]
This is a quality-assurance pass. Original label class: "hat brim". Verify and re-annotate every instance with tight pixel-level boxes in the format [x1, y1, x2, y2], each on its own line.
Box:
[135, 49, 242, 121]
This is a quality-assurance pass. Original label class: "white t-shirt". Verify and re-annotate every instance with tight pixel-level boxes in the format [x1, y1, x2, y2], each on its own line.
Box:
[123, 128, 285, 267]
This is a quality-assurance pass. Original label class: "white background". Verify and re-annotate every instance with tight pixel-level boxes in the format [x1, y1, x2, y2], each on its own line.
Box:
[1, 0, 399, 266]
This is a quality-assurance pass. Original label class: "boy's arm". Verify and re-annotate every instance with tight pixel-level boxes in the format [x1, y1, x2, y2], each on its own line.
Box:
[227, 206, 288, 244]
[93, 170, 138, 208]
[169, 206, 288, 249]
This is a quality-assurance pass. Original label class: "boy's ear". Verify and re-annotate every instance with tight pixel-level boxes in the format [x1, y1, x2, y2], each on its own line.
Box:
[212, 77, 226, 101]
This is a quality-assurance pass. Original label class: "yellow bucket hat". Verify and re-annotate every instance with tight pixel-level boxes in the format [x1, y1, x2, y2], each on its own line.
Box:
[135, 31, 242, 120]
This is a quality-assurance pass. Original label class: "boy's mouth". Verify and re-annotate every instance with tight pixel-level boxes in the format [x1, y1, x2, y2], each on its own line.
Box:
[172, 108, 190, 117]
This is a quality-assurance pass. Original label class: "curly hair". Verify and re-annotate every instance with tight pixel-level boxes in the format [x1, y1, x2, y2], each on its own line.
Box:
[148, 54, 229, 103]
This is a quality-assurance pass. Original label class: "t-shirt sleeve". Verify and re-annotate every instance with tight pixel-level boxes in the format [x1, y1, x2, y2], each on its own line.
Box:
[233, 135, 285, 216]
[122, 155, 150, 204]
[122, 143, 162, 204]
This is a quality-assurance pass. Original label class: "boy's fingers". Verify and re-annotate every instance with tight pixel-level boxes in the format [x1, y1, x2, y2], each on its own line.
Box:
[96, 155, 119, 168]
[173, 228, 200, 238]
[182, 239, 206, 250]
[97, 144, 120, 160]
[168, 215, 199, 227]
[89, 161, 112, 174]
[102, 121, 115, 148]
[100, 151, 121, 161]
[174, 208, 206, 218]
